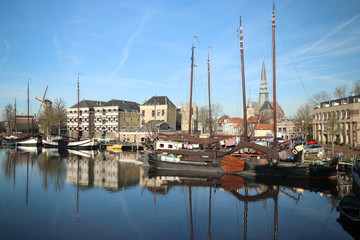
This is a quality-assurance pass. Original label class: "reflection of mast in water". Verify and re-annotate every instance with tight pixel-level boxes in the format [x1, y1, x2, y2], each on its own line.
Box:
[244, 189, 248, 240]
[77, 156, 80, 216]
[208, 187, 212, 240]
[26, 154, 29, 210]
[189, 186, 193, 240]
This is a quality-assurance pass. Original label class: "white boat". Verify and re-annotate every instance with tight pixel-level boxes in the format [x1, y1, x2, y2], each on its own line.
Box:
[65, 138, 99, 150]
[16, 136, 41, 146]
[42, 135, 63, 148]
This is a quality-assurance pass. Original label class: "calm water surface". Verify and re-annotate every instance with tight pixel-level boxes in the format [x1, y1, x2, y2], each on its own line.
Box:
[0, 146, 357, 239]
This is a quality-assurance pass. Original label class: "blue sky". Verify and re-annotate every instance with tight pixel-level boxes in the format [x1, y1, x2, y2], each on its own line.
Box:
[0, 0, 359, 119]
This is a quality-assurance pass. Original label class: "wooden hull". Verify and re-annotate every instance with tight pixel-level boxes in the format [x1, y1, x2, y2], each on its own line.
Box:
[237, 158, 339, 180]
[148, 153, 224, 174]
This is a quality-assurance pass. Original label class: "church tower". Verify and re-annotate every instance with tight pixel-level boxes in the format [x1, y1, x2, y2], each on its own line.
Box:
[247, 90, 254, 118]
[259, 60, 269, 108]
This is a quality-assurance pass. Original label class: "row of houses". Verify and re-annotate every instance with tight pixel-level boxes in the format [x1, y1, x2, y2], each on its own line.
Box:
[66, 96, 180, 143]
[312, 94, 360, 147]
[64, 94, 301, 143]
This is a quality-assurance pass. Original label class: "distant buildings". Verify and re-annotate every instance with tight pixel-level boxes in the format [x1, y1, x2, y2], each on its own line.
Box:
[312, 94, 360, 147]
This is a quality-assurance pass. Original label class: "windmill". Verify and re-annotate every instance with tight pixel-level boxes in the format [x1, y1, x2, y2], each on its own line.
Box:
[35, 86, 52, 118]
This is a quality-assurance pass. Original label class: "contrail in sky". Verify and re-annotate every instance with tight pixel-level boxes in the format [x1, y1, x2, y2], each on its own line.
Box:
[107, 16, 149, 82]
[0, 39, 10, 71]
[298, 13, 360, 56]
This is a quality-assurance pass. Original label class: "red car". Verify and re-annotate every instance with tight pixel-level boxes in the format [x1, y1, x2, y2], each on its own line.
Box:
[306, 139, 317, 145]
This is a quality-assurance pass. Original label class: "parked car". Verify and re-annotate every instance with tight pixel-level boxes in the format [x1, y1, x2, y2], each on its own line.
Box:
[306, 139, 317, 145]
[304, 144, 324, 154]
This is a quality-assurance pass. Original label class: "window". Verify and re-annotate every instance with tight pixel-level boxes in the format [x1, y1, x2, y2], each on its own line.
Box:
[346, 109, 350, 119]
[152, 110, 155, 117]
[162, 110, 165, 116]
[109, 109, 112, 112]
[142, 110, 145, 117]
[283, 127, 286, 132]
[113, 127, 116, 131]
[157, 110, 161, 116]
[103, 109, 106, 115]
[70, 111, 72, 113]
[278, 128, 282, 132]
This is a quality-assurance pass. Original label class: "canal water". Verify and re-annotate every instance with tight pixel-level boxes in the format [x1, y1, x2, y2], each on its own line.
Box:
[0, 147, 357, 239]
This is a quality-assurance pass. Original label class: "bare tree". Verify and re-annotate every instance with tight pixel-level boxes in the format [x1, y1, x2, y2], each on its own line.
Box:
[197, 106, 209, 133]
[211, 103, 223, 134]
[353, 80, 360, 95]
[53, 98, 67, 135]
[307, 91, 331, 108]
[2, 104, 15, 133]
[334, 84, 348, 99]
[327, 111, 341, 155]
[293, 103, 312, 139]
[38, 107, 54, 135]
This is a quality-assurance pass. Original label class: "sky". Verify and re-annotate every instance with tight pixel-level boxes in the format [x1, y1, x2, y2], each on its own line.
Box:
[0, 0, 360, 120]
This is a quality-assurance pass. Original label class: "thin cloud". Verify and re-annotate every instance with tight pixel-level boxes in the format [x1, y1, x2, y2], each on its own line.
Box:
[0, 39, 10, 71]
[107, 15, 150, 82]
[77, 0, 133, 37]
[297, 13, 360, 57]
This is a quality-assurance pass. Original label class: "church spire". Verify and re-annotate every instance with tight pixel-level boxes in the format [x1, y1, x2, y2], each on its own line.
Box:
[248, 89, 252, 108]
[259, 59, 269, 107]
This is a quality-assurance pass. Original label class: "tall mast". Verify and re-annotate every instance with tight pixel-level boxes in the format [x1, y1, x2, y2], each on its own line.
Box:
[239, 16, 248, 141]
[14, 97, 17, 133]
[272, 3, 277, 147]
[207, 48, 213, 134]
[154, 103, 156, 139]
[77, 73, 80, 140]
[188, 36, 197, 135]
[27, 78, 30, 135]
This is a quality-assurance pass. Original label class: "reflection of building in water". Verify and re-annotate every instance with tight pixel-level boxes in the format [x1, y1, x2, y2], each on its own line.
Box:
[66, 151, 143, 191]
[66, 156, 90, 186]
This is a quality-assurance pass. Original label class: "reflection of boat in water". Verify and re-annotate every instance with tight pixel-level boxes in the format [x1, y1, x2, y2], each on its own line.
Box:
[17, 146, 41, 155]
[67, 149, 99, 159]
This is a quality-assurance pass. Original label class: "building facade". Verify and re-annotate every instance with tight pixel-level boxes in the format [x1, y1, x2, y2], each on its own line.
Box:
[67, 100, 97, 139]
[140, 96, 177, 130]
[312, 95, 360, 147]
[93, 100, 140, 141]
[67, 99, 140, 141]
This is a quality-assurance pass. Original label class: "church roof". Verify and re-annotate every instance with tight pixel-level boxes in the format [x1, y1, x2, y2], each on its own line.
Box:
[259, 101, 273, 111]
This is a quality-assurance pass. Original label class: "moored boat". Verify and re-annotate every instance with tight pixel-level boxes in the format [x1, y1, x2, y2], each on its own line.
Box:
[65, 138, 99, 150]
[106, 144, 122, 151]
[16, 136, 41, 146]
[352, 160, 360, 198]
